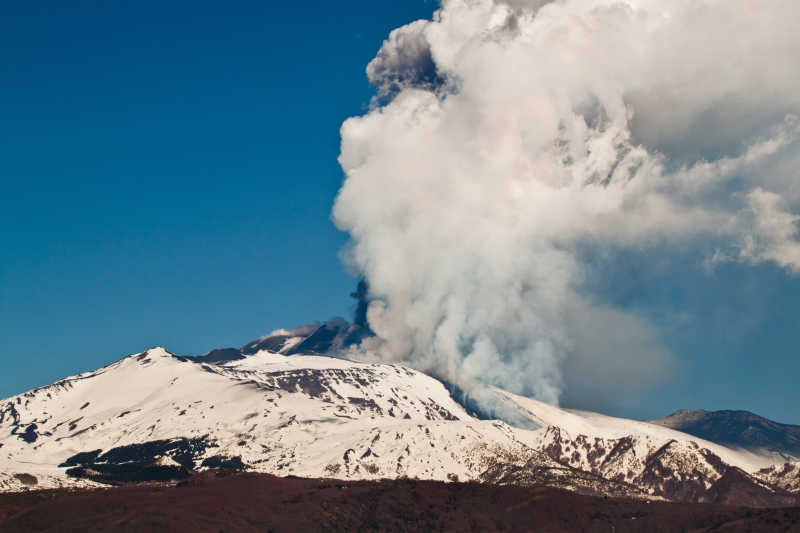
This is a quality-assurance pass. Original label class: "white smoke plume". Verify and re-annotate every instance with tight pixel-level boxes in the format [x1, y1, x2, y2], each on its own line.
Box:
[333, 0, 800, 407]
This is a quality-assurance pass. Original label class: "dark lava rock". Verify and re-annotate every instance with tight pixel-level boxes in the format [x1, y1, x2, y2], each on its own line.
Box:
[188, 348, 245, 364]
[59, 449, 102, 467]
[60, 437, 217, 485]
[16, 424, 38, 444]
[95, 437, 213, 468]
[241, 335, 294, 355]
[65, 464, 192, 485]
[11, 474, 37, 487]
[200, 455, 246, 470]
[283, 323, 343, 356]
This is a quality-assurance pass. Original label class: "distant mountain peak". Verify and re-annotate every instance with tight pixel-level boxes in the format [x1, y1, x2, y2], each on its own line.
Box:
[650, 409, 800, 460]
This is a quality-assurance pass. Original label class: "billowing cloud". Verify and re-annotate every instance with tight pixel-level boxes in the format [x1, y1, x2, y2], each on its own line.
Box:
[366, 20, 441, 100]
[740, 188, 800, 272]
[333, 0, 800, 408]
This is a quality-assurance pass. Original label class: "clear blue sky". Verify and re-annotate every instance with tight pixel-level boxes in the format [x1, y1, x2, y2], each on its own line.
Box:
[2, 1, 799, 424]
[0, 1, 435, 396]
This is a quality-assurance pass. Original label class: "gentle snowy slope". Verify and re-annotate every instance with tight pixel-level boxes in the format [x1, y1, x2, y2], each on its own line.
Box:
[0, 347, 793, 505]
[489, 388, 774, 472]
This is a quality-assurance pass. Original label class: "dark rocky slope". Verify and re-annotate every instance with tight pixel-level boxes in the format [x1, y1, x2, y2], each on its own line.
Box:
[2, 472, 800, 533]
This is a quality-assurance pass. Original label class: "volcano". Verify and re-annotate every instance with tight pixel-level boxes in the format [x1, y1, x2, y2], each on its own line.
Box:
[2, 333, 799, 508]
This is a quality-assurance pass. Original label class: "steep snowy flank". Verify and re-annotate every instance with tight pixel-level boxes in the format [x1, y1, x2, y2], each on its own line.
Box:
[0, 347, 794, 505]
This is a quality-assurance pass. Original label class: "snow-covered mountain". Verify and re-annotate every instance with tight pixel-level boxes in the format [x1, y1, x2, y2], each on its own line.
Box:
[1, 346, 798, 506]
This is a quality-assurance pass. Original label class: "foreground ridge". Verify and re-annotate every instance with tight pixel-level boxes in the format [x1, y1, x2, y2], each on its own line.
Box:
[2, 472, 800, 533]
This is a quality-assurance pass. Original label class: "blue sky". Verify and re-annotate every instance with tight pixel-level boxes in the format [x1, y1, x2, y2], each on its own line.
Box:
[2, 1, 799, 424]
[0, 1, 434, 395]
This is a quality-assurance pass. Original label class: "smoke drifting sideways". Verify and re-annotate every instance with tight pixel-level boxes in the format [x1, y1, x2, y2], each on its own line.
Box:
[332, 0, 800, 410]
